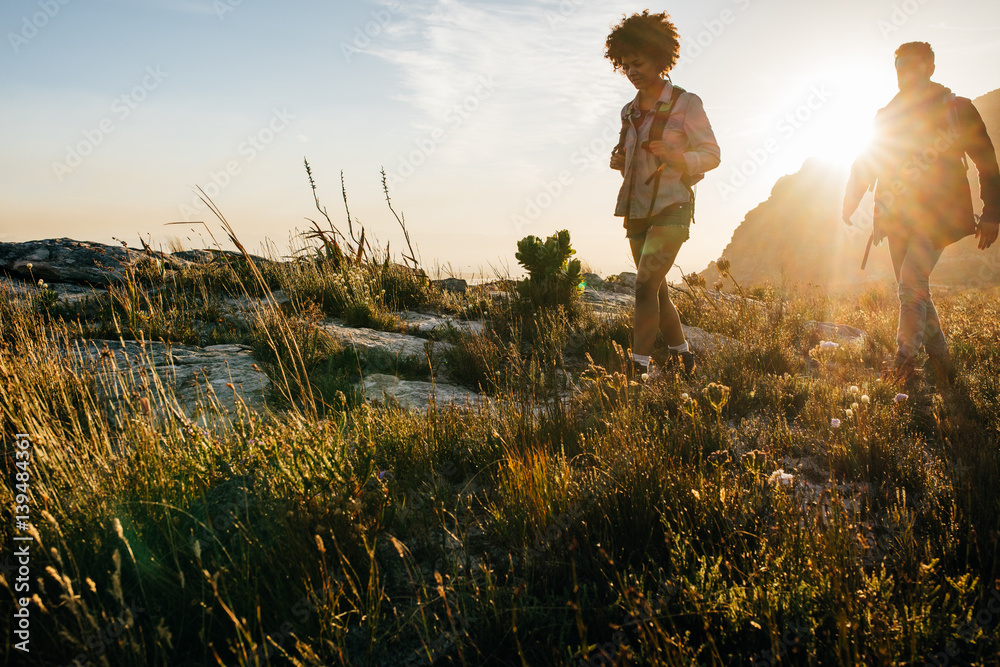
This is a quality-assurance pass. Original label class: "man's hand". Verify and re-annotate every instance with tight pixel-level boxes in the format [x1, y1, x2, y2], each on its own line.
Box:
[976, 215, 999, 250]
[842, 211, 854, 227]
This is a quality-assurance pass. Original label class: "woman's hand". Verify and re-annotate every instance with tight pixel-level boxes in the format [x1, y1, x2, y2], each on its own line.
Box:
[610, 149, 625, 171]
[645, 141, 687, 171]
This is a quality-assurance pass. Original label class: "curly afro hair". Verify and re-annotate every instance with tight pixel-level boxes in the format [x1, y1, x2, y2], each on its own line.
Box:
[605, 10, 681, 75]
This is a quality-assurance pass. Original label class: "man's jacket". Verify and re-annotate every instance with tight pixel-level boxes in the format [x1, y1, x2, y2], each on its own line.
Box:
[845, 82, 1000, 247]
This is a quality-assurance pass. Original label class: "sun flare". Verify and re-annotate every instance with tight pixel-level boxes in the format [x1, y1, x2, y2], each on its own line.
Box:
[793, 64, 897, 170]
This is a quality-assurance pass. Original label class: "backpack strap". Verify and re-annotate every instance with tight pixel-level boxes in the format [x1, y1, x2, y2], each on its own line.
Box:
[615, 85, 686, 155]
[648, 85, 685, 144]
[643, 85, 686, 218]
[615, 102, 631, 159]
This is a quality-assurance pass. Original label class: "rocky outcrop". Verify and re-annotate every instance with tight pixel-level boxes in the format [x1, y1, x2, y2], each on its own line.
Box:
[0, 238, 165, 285]
[431, 278, 468, 295]
[171, 248, 271, 266]
[1, 274, 107, 304]
[0, 239, 281, 287]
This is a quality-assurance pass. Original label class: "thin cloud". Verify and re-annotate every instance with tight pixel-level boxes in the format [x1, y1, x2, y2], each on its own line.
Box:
[366, 0, 636, 168]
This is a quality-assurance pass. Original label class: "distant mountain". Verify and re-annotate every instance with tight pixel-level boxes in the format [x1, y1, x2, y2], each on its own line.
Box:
[702, 87, 1000, 290]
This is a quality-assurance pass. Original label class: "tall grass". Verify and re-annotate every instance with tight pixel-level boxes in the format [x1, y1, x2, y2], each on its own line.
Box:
[2, 222, 1000, 665]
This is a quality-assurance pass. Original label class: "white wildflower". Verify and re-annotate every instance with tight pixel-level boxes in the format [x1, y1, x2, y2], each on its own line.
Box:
[768, 469, 794, 486]
[831, 418, 841, 428]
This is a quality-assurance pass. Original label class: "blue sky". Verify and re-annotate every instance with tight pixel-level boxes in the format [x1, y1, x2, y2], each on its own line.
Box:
[2, 0, 999, 278]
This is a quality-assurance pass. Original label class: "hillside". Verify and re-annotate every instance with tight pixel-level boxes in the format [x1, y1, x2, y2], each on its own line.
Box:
[703, 87, 1000, 289]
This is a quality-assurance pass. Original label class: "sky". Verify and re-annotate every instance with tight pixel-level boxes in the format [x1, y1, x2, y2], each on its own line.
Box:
[2, 0, 999, 280]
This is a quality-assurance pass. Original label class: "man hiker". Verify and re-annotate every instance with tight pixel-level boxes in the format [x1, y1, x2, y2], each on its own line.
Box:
[843, 41, 1000, 386]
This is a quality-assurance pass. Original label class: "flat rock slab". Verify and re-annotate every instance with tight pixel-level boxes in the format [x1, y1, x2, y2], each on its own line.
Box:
[70, 339, 269, 418]
[580, 288, 634, 314]
[396, 311, 485, 336]
[682, 324, 734, 355]
[361, 373, 484, 411]
[320, 320, 454, 361]
[581, 288, 733, 353]
[805, 321, 867, 342]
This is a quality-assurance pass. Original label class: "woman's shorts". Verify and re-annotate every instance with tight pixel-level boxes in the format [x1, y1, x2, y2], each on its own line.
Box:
[625, 202, 692, 242]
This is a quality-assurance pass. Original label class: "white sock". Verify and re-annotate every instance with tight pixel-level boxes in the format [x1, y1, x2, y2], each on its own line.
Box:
[632, 353, 650, 367]
[668, 341, 689, 354]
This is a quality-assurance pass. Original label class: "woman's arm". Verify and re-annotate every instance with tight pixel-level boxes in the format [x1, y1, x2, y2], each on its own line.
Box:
[678, 93, 721, 175]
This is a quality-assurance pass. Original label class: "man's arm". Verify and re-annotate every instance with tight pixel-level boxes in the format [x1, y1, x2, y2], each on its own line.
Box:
[959, 99, 1000, 248]
[843, 117, 880, 225]
[843, 158, 874, 225]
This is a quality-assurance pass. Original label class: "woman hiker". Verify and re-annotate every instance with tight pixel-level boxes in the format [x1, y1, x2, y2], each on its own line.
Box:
[606, 10, 721, 378]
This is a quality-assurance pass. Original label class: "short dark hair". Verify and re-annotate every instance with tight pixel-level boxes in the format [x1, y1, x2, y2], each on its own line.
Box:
[895, 41, 934, 65]
[605, 10, 681, 75]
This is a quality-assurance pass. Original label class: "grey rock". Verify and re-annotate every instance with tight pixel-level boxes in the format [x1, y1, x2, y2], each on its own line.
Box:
[432, 277, 468, 294]
[361, 373, 484, 411]
[1, 275, 107, 305]
[171, 248, 272, 266]
[396, 311, 485, 336]
[580, 287, 633, 314]
[582, 272, 605, 288]
[616, 272, 637, 289]
[222, 290, 291, 312]
[0, 238, 190, 286]
[682, 324, 734, 354]
[804, 321, 867, 342]
[69, 338, 269, 419]
[320, 320, 454, 363]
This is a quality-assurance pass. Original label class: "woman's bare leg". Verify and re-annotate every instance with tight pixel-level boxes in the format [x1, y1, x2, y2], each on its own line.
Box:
[629, 226, 685, 356]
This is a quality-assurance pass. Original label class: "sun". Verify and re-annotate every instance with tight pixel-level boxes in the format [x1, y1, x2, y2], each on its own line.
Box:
[792, 64, 897, 171]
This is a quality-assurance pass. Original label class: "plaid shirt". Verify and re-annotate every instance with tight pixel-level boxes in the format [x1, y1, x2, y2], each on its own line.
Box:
[614, 82, 721, 219]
